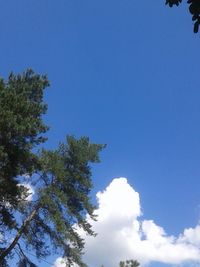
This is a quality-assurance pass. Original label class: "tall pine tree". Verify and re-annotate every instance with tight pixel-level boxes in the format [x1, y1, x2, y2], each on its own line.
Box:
[0, 70, 105, 266]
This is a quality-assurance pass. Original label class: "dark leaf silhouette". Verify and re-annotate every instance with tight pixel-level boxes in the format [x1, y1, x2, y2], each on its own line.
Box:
[166, 0, 200, 32]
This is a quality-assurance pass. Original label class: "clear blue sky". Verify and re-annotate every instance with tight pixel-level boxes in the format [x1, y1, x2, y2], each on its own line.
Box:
[1, 1, 200, 266]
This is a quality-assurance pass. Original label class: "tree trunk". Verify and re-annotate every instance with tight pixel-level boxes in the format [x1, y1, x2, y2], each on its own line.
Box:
[0, 205, 39, 263]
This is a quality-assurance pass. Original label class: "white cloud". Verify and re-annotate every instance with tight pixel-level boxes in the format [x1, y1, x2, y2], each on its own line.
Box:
[178, 225, 200, 246]
[53, 257, 67, 267]
[54, 177, 200, 267]
[53, 257, 79, 267]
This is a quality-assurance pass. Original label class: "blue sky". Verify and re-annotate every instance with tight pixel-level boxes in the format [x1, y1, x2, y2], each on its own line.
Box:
[1, 1, 200, 266]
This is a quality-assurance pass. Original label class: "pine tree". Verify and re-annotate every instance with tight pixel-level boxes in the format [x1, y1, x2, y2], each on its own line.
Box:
[0, 70, 105, 266]
[119, 259, 140, 267]
[0, 69, 49, 230]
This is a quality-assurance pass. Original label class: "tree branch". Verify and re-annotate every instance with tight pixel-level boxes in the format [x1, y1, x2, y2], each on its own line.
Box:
[0, 205, 40, 263]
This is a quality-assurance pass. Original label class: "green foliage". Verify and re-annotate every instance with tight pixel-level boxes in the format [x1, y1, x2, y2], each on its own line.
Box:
[21, 136, 105, 265]
[101, 259, 140, 267]
[165, 0, 200, 33]
[0, 70, 105, 267]
[0, 69, 49, 229]
[119, 260, 140, 267]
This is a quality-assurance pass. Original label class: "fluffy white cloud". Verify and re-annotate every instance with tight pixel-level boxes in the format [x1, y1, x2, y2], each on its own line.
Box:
[178, 225, 200, 246]
[54, 177, 200, 267]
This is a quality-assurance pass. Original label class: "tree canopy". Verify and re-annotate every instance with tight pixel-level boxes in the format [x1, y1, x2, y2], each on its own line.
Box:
[165, 0, 200, 33]
[0, 70, 105, 267]
[0, 69, 49, 231]
[119, 260, 140, 267]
